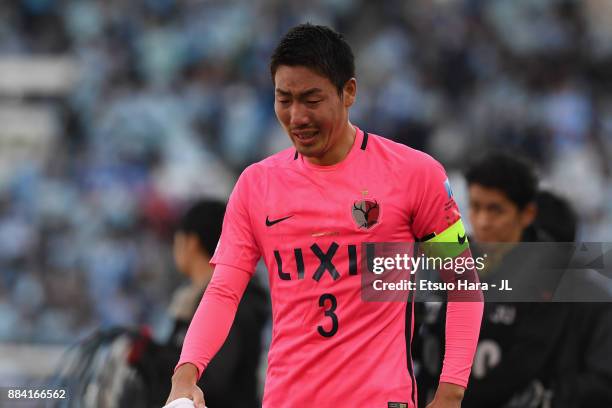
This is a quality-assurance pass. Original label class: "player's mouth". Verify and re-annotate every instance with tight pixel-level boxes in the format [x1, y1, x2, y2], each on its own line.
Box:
[292, 130, 318, 146]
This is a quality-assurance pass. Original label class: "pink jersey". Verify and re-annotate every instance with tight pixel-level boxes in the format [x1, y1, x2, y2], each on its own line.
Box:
[178, 127, 482, 407]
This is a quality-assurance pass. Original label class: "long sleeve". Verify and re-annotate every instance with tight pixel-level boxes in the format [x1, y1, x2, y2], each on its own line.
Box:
[175, 263, 251, 377]
[439, 301, 484, 387]
[409, 156, 484, 388]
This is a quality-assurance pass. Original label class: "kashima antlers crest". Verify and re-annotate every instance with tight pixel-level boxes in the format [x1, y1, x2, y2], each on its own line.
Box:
[351, 198, 380, 229]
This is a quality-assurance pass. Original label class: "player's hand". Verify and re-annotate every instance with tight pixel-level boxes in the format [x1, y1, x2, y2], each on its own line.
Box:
[426, 382, 464, 408]
[167, 363, 206, 408]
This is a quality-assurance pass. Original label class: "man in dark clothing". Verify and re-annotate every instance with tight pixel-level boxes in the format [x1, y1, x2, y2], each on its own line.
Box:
[534, 190, 577, 243]
[534, 191, 612, 407]
[415, 153, 612, 407]
[132, 200, 269, 407]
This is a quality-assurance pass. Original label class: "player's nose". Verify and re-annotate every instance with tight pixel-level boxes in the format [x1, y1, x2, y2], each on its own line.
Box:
[289, 104, 310, 127]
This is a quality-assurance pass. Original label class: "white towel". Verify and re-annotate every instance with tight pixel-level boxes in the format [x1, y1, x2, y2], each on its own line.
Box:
[163, 397, 203, 408]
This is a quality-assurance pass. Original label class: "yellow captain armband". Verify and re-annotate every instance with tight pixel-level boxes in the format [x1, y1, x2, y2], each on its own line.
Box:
[421, 219, 469, 259]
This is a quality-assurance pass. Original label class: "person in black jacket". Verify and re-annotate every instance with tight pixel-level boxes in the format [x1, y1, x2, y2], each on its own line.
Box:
[534, 191, 612, 407]
[417, 153, 565, 407]
[132, 200, 270, 407]
[416, 153, 612, 407]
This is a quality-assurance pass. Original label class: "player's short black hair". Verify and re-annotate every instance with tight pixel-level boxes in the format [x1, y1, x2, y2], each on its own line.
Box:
[534, 191, 577, 242]
[270, 23, 355, 94]
[176, 200, 226, 256]
[465, 152, 538, 210]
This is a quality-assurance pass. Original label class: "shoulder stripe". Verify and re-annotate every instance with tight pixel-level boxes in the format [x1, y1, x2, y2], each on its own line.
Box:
[293, 150, 298, 160]
[360, 132, 369, 150]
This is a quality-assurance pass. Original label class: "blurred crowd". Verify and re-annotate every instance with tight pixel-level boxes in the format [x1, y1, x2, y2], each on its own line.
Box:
[0, 0, 611, 344]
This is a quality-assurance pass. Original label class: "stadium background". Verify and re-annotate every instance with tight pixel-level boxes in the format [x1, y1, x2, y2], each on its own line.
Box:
[0, 0, 611, 400]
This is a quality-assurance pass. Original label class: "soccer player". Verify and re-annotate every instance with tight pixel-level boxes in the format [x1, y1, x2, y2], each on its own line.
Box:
[167, 24, 483, 408]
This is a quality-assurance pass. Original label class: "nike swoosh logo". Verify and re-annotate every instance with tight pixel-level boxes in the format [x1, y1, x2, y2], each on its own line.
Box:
[458, 233, 467, 245]
[266, 215, 293, 227]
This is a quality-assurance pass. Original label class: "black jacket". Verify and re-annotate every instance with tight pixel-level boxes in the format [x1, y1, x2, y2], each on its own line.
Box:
[135, 278, 270, 407]
[414, 227, 612, 407]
